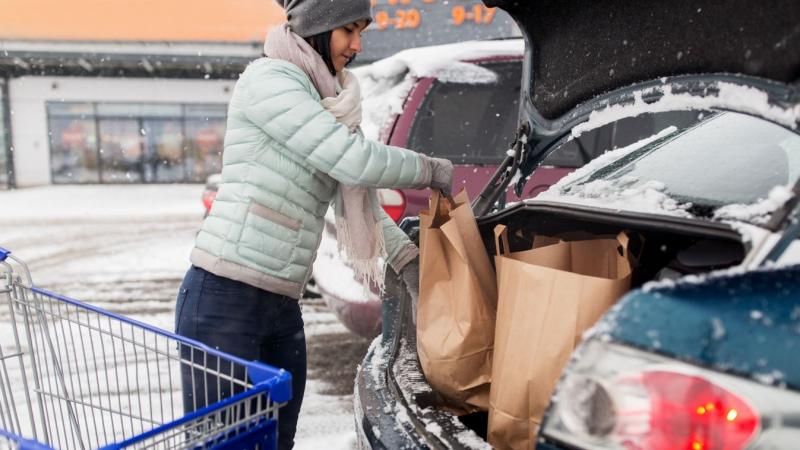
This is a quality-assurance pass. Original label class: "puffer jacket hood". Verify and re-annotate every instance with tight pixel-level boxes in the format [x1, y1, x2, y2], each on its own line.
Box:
[191, 58, 430, 299]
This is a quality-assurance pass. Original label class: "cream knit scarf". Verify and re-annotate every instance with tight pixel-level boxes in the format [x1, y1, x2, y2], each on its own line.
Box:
[265, 24, 388, 291]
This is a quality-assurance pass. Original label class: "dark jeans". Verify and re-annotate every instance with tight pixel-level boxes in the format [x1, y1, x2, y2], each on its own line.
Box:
[175, 266, 306, 450]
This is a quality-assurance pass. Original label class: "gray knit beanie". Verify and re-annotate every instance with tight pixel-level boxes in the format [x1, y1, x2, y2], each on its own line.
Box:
[276, 0, 373, 38]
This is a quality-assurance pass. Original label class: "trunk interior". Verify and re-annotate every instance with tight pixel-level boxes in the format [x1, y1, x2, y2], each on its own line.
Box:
[477, 203, 747, 286]
[394, 202, 748, 444]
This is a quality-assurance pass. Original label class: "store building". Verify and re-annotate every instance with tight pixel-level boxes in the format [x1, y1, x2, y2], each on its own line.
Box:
[0, 0, 516, 188]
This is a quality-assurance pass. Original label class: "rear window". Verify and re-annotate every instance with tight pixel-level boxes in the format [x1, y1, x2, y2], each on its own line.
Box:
[406, 60, 521, 165]
[541, 110, 704, 167]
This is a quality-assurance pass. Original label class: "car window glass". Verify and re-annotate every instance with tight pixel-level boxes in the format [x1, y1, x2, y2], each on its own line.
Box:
[406, 60, 520, 165]
[567, 111, 800, 211]
[542, 111, 703, 167]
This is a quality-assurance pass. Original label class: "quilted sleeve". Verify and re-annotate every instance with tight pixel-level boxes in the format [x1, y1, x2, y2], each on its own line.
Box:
[242, 63, 432, 189]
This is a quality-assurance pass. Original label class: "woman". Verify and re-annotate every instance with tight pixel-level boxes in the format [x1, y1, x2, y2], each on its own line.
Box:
[174, 0, 453, 448]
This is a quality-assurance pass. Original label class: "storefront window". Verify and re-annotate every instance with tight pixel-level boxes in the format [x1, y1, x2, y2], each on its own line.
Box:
[50, 118, 100, 183]
[99, 119, 143, 183]
[97, 103, 182, 118]
[47, 102, 227, 184]
[142, 119, 184, 182]
[185, 118, 225, 182]
[185, 104, 226, 182]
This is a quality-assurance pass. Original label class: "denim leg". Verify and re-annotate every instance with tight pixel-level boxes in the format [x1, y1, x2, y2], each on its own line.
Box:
[175, 266, 267, 412]
[260, 298, 306, 450]
[174, 266, 307, 449]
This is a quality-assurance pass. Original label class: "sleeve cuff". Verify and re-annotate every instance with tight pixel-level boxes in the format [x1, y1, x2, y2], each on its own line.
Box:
[413, 153, 433, 189]
[389, 242, 419, 274]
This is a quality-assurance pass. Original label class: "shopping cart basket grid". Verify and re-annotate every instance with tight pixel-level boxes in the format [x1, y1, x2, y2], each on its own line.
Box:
[0, 247, 291, 450]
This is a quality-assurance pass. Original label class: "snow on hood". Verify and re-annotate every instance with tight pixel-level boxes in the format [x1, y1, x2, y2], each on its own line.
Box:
[353, 39, 523, 141]
[540, 178, 693, 218]
[572, 83, 800, 138]
[713, 185, 794, 225]
[546, 126, 677, 190]
[537, 124, 797, 225]
[535, 126, 695, 217]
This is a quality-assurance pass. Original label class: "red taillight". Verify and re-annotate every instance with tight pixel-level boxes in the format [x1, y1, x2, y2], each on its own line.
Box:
[202, 190, 216, 213]
[617, 370, 759, 450]
[377, 189, 406, 223]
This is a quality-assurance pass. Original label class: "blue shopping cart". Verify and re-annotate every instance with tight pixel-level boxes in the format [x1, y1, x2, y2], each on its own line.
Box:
[0, 248, 291, 450]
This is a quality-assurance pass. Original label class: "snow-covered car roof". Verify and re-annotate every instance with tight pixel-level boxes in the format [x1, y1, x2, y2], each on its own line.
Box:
[354, 38, 522, 82]
[353, 39, 523, 141]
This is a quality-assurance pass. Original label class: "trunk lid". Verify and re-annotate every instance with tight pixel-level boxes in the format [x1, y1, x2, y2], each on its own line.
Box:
[474, 0, 800, 214]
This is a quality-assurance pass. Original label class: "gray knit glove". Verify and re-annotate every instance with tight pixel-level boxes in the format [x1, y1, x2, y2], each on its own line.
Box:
[428, 157, 454, 196]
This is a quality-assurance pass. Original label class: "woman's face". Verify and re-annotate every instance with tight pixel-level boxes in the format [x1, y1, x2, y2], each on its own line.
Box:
[330, 19, 369, 73]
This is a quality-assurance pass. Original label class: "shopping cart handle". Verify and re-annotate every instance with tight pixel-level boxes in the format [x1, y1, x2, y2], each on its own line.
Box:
[250, 366, 293, 403]
[0, 247, 9, 262]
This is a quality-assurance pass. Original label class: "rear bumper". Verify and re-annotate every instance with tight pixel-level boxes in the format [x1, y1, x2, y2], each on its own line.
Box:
[353, 267, 489, 450]
[354, 337, 432, 449]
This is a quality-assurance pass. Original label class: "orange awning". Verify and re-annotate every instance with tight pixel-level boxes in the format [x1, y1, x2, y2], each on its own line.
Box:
[0, 0, 286, 42]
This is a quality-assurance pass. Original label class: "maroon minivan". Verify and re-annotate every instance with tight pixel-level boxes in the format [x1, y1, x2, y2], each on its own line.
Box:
[315, 43, 586, 338]
[374, 54, 575, 222]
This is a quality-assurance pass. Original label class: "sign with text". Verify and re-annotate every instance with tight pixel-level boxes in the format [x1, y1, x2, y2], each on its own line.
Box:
[359, 0, 519, 62]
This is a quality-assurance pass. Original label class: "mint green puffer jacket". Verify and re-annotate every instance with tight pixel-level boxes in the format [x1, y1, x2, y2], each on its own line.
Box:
[190, 58, 432, 299]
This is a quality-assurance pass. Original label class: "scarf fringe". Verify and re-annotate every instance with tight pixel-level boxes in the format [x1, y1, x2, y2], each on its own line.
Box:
[335, 215, 387, 294]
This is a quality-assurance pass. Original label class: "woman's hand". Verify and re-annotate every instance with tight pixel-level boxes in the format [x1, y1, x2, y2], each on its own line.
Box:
[427, 157, 454, 196]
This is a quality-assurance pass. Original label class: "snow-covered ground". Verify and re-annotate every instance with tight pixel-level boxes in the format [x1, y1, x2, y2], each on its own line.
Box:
[0, 184, 362, 449]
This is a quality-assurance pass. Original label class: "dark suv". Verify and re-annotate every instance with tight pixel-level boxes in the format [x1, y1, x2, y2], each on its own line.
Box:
[354, 0, 800, 448]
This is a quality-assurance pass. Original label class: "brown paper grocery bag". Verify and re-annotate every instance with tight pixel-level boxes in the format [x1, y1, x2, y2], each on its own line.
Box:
[488, 225, 633, 450]
[417, 189, 497, 414]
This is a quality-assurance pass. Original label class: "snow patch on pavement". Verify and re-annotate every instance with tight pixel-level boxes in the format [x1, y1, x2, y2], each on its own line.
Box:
[0, 185, 360, 450]
[0, 184, 205, 223]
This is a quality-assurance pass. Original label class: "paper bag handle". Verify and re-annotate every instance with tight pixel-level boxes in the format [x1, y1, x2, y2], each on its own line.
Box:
[615, 232, 629, 260]
[617, 231, 644, 267]
[437, 189, 456, 208]
[615, 231, 644, 266]
[494, 224, 510, 256]
[429, 189, 457, 218]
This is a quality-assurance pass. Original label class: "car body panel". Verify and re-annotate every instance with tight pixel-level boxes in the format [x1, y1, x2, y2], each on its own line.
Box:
[605, 265, 800, 389]
[360, 3, 800, 444]
[357, 0, 800, 442]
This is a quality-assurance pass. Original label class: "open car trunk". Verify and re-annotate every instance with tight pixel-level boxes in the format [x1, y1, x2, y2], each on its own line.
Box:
[354, 0, 800, 447]
[378, 202, 746, 447]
